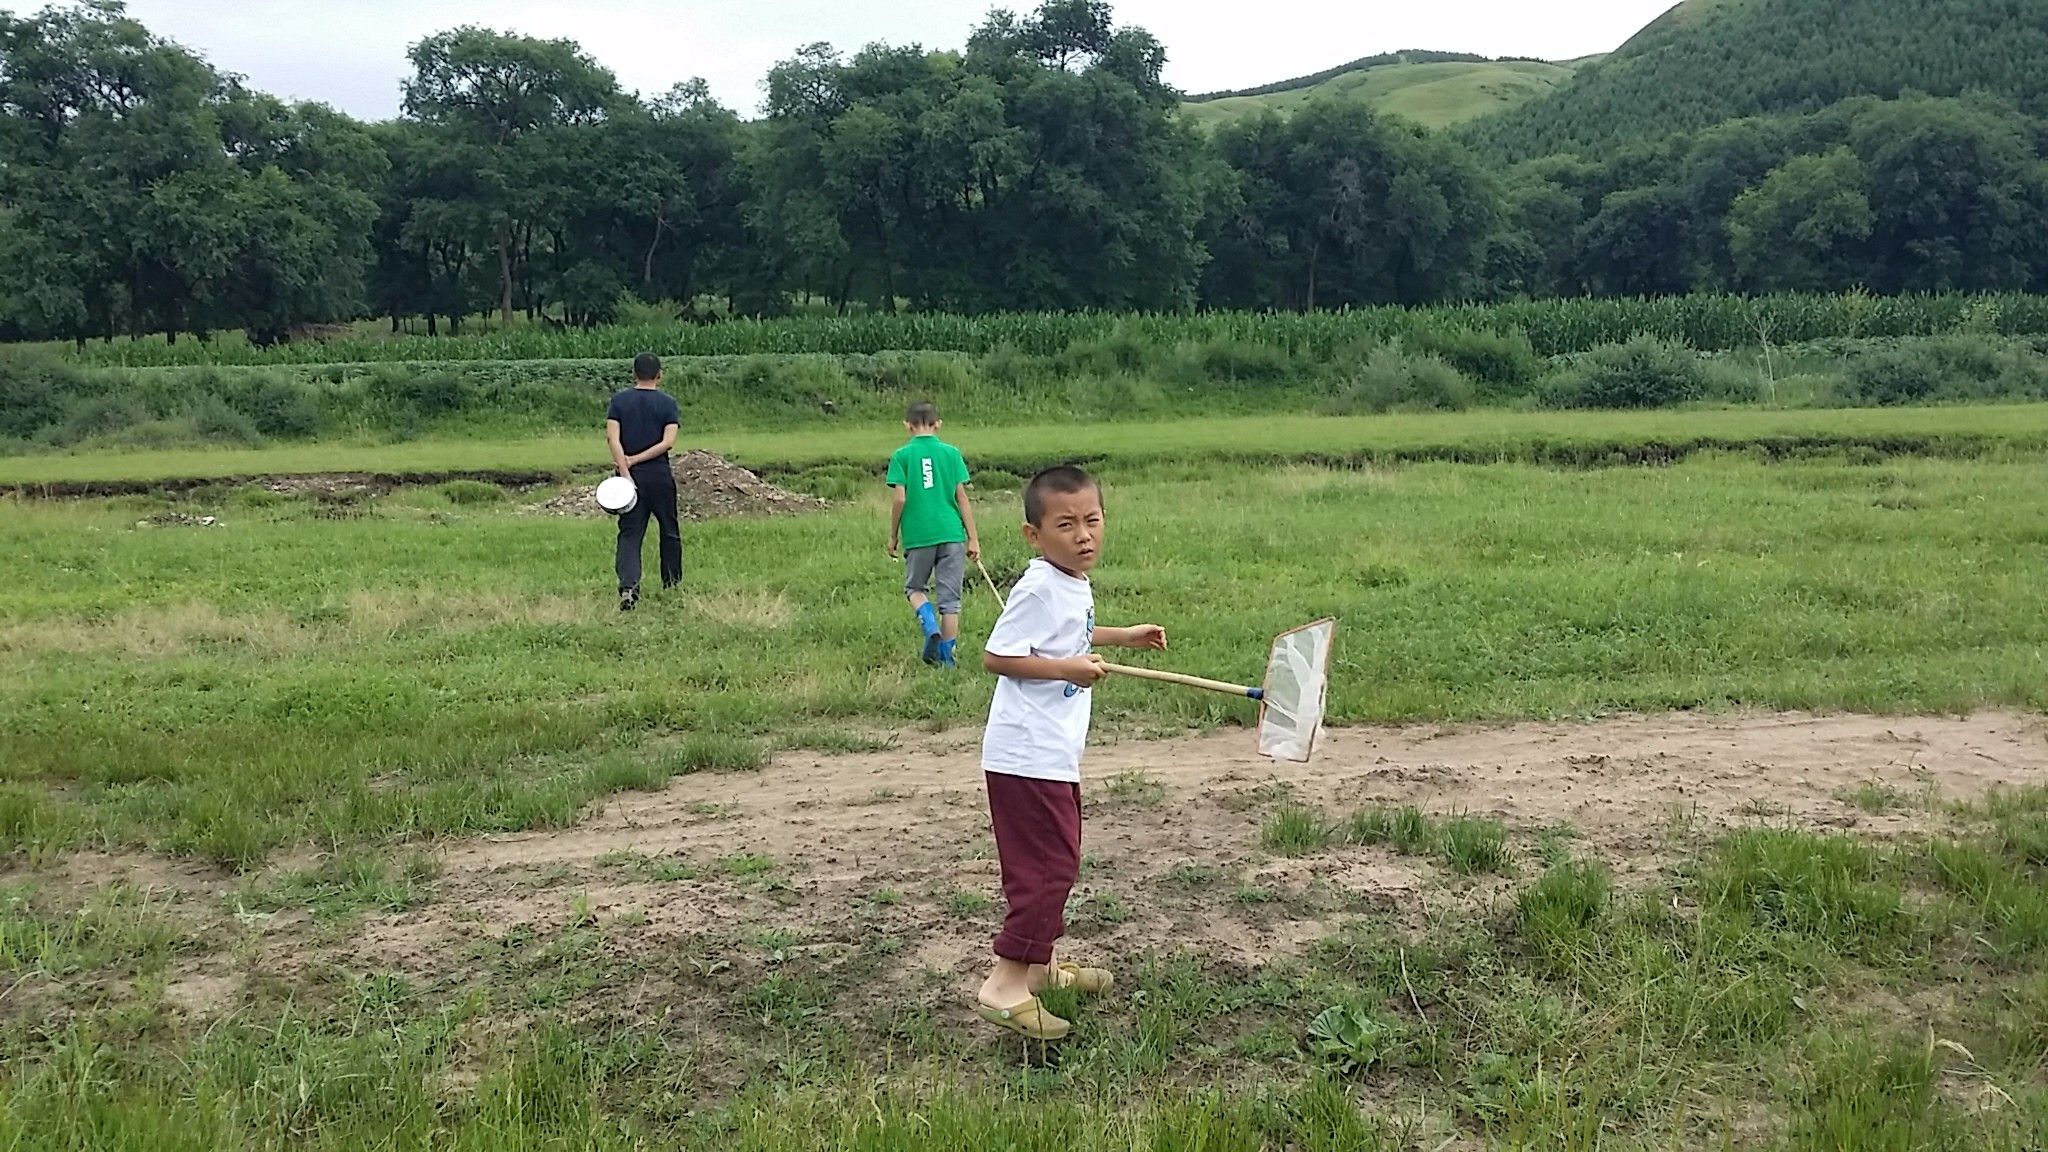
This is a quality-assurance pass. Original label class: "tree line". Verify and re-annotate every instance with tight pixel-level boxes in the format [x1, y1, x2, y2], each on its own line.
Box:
[4, 0, 2048, 349]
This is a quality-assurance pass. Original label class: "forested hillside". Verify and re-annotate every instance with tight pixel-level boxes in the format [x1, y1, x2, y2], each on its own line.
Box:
[4, 0, 2048, 350]
[1466, 0, 2048, 161]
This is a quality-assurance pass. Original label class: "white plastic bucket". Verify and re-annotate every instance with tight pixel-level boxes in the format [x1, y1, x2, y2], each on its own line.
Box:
[595, 476, 638, 516]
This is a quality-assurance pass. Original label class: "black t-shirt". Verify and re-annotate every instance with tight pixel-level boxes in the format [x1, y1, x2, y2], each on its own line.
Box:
[607, 387, 680, 463]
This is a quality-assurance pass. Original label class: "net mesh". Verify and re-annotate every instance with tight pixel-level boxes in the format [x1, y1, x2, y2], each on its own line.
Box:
[1256, 618, 1336, 763]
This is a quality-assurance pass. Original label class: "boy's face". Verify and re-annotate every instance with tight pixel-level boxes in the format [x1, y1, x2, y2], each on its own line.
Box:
[1024, 485, 1104, 576]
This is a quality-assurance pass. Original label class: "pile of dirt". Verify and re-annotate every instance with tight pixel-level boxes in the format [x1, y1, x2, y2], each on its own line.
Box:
[528, 451, 826, 520]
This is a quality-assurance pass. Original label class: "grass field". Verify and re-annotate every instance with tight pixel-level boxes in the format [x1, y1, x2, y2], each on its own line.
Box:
[4, 412, 2048, 1148]
[1180, 59, 1577, 132]
[7, 403, 2048, 488]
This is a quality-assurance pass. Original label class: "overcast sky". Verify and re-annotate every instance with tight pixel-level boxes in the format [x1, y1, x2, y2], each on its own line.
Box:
[104, 0, 1681, 119]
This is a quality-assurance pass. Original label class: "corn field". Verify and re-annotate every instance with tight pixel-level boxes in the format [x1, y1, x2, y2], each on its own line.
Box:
[47, 292, 2048, 368]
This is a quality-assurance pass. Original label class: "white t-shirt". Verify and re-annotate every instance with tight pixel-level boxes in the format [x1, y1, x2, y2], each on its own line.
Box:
[982, 558, 1096, 783]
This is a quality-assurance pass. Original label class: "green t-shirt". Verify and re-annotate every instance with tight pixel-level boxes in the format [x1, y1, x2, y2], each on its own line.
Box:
[887, 435, 971, 549]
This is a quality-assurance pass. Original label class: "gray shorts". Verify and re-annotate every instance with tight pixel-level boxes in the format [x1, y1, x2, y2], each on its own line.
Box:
[904, 542, 966, 615]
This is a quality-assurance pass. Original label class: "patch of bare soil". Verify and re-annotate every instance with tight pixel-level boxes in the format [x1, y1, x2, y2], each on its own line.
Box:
[526, 451, 825, 520]
[26, 711, 2044, 1061]
[248, 712, 2039, 1031]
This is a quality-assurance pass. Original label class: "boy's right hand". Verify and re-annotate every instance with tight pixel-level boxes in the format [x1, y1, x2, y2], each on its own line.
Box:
[1060, 654, 1109, 688]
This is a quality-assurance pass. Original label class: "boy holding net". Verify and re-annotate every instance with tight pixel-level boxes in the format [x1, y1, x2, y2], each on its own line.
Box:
[887, 402, 981, 668]
[975, 465, 1166, 1040]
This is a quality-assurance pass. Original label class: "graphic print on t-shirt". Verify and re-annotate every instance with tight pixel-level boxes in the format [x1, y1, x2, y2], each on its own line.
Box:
[1063, 605, 1095, 698]
[982, 559, 1095, 783]
[886, 435, 971, 550]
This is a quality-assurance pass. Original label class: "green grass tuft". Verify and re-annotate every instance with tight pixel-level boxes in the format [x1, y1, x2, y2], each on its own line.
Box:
[1440, 816, 1511, 876]
[1261, 805, 1339, 856]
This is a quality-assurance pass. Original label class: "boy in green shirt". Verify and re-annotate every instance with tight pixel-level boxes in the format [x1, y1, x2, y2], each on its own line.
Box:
[887, 402, 981, 668]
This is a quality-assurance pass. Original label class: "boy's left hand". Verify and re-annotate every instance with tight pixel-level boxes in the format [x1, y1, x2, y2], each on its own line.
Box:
[1128, 625, 1167, 651]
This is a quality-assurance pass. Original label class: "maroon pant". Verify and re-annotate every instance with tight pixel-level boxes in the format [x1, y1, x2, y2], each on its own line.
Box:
[985, 771, 1082, 965]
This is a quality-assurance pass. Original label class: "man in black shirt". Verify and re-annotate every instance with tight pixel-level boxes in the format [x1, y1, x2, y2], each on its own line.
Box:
[605, 352, 682, 611]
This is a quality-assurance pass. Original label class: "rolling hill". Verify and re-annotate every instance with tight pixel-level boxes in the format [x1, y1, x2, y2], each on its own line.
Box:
[1463, 0, 2048, 160]
[1181, 53, 1582, 132]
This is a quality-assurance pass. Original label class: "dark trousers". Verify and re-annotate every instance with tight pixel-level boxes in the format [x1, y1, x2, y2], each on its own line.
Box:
[985, 771, 1082, 966]
[615, 465, 681, 591]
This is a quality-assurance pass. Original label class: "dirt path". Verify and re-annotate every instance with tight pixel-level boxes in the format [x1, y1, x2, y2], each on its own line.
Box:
[50, 710, 2045, 1031]
[395, 712, 2047, 975]
[450, 709, 2043, 872]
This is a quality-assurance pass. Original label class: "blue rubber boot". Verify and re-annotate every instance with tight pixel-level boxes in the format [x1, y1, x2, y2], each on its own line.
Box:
[917, 602, 941, 665]
[938, 638, 958, 669]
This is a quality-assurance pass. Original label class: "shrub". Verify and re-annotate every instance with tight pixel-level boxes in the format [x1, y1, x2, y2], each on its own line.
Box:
[50, 395, 149, 445]
[1058, 329, 1154, 377]
[903, 352, 972, 395]
[1406, 327, 1541, 394]
[1700, 359, 1763, 404]
[365, 365, 466, 417]
[1065, 372, 1164, 418]
[234, 375, 322, 438]
[613, 292, 683, 328]
[1831, 337, 2048, 406]
[1165, 339, 1293, 386]
[757, 356, 857, 412]
[980, 343, 1040, 389]
[187, 395, 263, 445]
[1544, 337, 1707, 409]
[1326, 350, 1474, 414]
[104, 420, 196, 450]
[0, 353, 76, 439]
[1833, 344, 1945, 406]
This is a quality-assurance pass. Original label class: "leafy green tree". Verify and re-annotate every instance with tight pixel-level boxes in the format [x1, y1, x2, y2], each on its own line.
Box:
[743, 2, 1206, 313]
[0, 1, 221, 342]
[209, 93, 385, 343]
[1481, 157, 1600, 298]
[1677, 116, 1799, 287]
[1843, 96, 2048, 292]
[616, 82, 746, 307]
[1574, 184, 1697, 297]
[401, 27, 620, 326]
[0, 2, 382, 345]
[1204, 101, 1498, 309]
[1728, 148, 1873, 292]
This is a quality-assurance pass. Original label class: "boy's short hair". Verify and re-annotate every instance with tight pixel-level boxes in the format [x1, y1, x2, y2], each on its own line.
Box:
[905, 401, 939, 427]
[1024, 465, 1099, 526]
[633, 352, 662, 381]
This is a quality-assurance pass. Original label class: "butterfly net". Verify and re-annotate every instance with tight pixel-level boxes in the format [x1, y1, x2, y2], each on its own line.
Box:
[1256, 619, 1337, 763]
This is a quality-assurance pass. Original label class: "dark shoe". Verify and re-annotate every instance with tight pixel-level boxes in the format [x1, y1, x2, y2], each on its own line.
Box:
[922, 631, 942, 666]
[619, 586, 640, 612]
